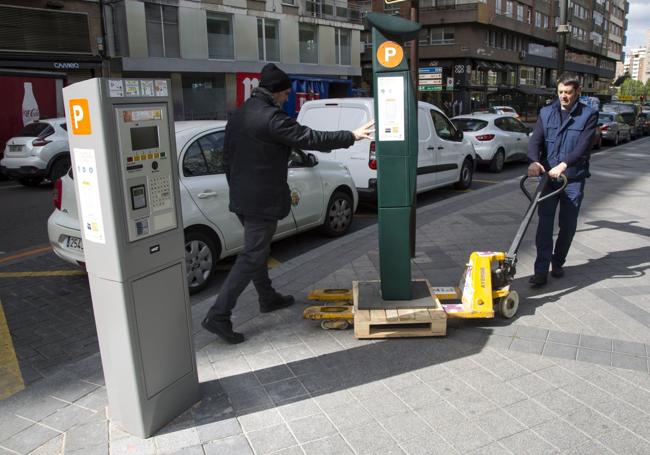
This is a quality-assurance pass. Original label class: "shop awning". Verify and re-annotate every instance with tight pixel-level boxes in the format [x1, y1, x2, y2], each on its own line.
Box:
[474, 61, 493, 71]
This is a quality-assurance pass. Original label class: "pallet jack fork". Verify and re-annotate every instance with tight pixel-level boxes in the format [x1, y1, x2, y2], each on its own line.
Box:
[438, 174, 567, 319]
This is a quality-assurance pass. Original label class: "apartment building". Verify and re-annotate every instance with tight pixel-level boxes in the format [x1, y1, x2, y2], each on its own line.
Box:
[0, 0, 363, 122]
[359, 0, 628, 120]
[623, 47, 647, 83]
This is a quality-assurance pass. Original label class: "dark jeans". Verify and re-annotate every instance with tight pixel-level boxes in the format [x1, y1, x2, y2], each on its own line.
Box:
[534, 179, 586, 274]
[206, 214, 278, 321]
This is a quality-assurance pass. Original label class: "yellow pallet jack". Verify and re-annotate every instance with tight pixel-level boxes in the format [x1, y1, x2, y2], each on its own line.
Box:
[437, 174, 567, 319]
[303, 174, 567, 327]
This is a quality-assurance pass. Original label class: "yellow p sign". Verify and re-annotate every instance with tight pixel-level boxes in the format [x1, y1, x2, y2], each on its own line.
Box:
[377, 41, 404, 68]
[68, 98, 91, 135]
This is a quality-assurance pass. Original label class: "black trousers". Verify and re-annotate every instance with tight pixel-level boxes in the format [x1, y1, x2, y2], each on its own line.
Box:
[206, 214, 278, 320]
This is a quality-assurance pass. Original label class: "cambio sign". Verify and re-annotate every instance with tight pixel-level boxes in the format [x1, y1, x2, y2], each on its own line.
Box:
[54, 62, 80, 69]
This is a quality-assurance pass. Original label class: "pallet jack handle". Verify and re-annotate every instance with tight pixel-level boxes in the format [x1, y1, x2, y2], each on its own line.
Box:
[506, 173, 568, 262]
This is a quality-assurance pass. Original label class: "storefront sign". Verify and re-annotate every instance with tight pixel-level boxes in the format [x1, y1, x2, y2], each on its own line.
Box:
[418, 67, 442, 74]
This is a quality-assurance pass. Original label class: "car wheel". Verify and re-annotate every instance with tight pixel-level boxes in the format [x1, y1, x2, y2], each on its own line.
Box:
[454, 158, 474, 190]
[321, 191, 353, 237]
[489, 148, 505, 173]
[18, 177, 43, 187]
[49, 155, 71, 182]
[184, 230, 219, 295]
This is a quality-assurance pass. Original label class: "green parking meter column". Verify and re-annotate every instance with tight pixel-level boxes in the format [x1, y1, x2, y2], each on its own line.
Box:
[367, 12, 421, 301]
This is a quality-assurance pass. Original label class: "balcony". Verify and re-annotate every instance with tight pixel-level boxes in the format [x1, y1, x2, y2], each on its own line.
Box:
[303, 0, 365, 24]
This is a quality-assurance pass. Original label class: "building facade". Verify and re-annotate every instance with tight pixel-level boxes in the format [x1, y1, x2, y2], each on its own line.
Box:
[105, 0, 364, 120]
[623, 47, 647, 83]
[359, 0, 628, 120]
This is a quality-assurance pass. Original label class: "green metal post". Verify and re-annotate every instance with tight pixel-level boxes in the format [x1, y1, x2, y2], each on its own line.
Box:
[366, 13, 421, 300]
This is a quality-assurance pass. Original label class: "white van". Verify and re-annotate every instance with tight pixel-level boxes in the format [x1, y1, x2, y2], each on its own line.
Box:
[297, 98, 477, 200]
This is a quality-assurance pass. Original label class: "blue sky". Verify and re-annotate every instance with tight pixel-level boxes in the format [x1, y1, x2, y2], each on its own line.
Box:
[624, 0, 650, 52]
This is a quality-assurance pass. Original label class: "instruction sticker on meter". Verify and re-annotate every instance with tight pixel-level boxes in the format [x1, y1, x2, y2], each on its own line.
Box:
[73, 148, 106, 244]
[377, 76, 405, 141]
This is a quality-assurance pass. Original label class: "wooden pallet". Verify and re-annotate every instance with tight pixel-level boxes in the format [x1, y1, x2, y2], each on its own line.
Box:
[353, 280, 447, 339]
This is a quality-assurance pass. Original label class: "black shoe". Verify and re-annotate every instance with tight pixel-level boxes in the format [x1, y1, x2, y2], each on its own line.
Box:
[260, 294, 295, 313]
[201, 317, 245, 344]
[551, 264, 564, 278]
[529, 273, 548, 287]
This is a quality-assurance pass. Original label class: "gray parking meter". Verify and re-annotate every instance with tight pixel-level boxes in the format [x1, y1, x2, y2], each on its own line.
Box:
[63, 78, 199, 438]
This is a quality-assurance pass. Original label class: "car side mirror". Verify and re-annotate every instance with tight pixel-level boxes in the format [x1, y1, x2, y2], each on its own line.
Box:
[455, 130, 464, 141]
[307, 153, 318, 167]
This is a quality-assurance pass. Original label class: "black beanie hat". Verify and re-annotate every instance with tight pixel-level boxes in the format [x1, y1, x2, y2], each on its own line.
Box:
[259, 63, 292, 93]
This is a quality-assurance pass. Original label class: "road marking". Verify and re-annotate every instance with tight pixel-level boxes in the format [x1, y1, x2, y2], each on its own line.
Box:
[473, 179, 500, 184]
[0, 246, 52, 265]
[0, 270, 87, 278]
[0, 298, 24, 400]
[0, 184, 24, 190]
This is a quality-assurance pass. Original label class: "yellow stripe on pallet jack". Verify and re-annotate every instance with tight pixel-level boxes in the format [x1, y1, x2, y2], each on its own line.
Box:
[0, 298, 24, 400]
[0, 270, 87, 278]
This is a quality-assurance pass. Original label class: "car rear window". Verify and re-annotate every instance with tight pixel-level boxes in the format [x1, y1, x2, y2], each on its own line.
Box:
[599, 114, 614, 123]
[452, 119, 488, 132]
[619, 112, 636, 124]
[17, 122, 50, 137]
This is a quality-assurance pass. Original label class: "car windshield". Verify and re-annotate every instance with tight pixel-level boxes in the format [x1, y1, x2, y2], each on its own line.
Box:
[452, 119, 488, 132]
[599, 114, 614, 123]
[17, 122, 50, 137]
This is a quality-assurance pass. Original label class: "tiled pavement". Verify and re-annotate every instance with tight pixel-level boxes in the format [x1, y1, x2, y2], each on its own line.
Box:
[1, 137, 650, 454]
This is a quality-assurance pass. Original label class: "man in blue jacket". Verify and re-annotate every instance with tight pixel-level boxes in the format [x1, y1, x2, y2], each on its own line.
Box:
[527, 73, 598, 287]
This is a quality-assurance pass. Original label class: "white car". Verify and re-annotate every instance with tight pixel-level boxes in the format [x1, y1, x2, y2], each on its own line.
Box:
[297, 98, 477, 200]
[48, 121, 358, 294]
[1, 118, 70, 186]
[451, 113, 530, 172]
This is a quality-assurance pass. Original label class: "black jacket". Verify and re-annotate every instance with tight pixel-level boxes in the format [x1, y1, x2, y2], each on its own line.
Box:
[224, 89, 355, 219]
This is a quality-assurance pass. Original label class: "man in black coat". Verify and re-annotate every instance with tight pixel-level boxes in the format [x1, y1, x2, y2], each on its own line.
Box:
[202, 63, 374, 343]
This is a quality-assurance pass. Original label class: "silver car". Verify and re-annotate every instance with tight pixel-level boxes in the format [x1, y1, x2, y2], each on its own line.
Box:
[451, 113, 529, 172]
[598, 112, 631, 146]
[0, 118, 70, 186]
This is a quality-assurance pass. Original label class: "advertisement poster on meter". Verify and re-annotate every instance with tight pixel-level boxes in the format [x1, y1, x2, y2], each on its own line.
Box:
[377, 76, 405, 142]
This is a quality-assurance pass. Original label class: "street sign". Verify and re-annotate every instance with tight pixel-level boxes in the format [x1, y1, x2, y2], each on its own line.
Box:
[418, 73, 442, 80]
[418, 67, 442, 74]
[446, 77, 454, 89]
[419, 86, 442, 91]
[418, 80, 442, 86]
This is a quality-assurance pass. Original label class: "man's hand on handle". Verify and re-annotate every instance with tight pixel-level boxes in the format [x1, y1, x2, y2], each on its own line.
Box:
[527, 161, 567, 179]
[352, 120, 375, 141]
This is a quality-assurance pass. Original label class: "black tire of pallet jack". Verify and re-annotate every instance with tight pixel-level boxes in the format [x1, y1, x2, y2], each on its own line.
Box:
[499, 290, 519, 319]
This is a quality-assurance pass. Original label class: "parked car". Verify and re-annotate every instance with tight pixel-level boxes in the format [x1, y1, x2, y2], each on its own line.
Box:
[602, 103, 643, 139]
[637, 112, 650, 136]
[597, 112, 631, 145]
[451, 113, 529, 172]
[297, 98, 476, 200]
[48, 121, 359, 294]
[0, 118, 70, 186]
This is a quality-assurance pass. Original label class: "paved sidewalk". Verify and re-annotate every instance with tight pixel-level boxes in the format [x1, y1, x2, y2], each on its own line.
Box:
[2, 138, 650, 455]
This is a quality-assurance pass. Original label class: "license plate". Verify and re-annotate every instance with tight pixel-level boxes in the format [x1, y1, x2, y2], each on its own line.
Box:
[65, 236, 84, 250]
[8, 144, 22, 152]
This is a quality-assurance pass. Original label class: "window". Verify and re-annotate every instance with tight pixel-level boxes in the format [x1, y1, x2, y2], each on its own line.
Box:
[430, 110, 457, 141]
[258, 18, 280, 61]
[145, 3, 179, 58]
[207, 13, 233, 59]
[495, 0, 503, 14]
[505, 1, 513, 17]
[299, 23, 318, 64]
[516, 4, 524, 22]
[535, 12, 542, 28]
[182, 132, 225, 177]
[430, 27, 454, 45]
[335, 28, 350, 65]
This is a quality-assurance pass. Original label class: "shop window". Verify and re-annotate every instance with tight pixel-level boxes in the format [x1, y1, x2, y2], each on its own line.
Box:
[335, 28, 350, 65]
[182, 75, 227, 121]
[145, 3, 179, 58]
[207, 13, 233, 60]
[299, 23, 318, 64]
[258, 18, 280, 62]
